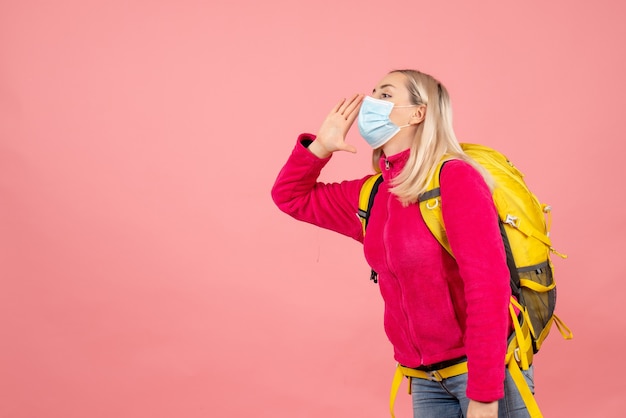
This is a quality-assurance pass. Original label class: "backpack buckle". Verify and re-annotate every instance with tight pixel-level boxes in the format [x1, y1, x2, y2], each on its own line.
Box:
[504, 214, 520, 228]
[427, 371, 443, 382]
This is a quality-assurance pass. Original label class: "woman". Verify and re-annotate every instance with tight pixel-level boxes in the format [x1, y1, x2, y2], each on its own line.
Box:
[271, 69, 533, 418]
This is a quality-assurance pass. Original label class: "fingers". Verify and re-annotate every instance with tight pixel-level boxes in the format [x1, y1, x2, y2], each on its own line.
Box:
[318, 93, 363, 155]
[332, 94, 363, 120]
[345, 93, 364, 109]
[339, 94, 363, 119]
[344, 94, 363, 123]
[331, 97, 347, 114]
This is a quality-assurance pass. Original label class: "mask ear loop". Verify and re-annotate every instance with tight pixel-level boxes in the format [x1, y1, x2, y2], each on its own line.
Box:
[397, 106, 423, 128]
[393, 104, 419, 108]
[393, 103, 420, 129]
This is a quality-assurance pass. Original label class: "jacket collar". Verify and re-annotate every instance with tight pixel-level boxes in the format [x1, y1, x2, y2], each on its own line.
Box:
[379, 148, 411, 180]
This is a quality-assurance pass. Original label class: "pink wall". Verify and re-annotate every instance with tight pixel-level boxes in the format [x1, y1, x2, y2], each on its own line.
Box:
[1, 1, 624, 417]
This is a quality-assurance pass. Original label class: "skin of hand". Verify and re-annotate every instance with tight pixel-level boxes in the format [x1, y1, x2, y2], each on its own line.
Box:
[467, 399, 498, 418]
[307, 94, 364, 158]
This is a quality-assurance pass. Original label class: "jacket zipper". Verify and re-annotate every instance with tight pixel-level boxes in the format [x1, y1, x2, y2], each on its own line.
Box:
[382, 187, 423, 365]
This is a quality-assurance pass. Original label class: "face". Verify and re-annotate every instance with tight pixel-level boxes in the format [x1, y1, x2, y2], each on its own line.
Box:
[371, 72, 413, 104]
[371, 72, 423, 128]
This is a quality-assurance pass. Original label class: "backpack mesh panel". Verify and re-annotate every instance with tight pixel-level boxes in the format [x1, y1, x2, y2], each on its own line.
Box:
[518, 265, 557, 352]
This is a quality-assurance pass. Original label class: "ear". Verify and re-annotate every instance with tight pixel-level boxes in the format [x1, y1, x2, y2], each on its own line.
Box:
[409, 105, 426, 125]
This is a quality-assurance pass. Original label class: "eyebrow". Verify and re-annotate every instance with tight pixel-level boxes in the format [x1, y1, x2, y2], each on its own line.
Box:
[372, 83, 396, 93]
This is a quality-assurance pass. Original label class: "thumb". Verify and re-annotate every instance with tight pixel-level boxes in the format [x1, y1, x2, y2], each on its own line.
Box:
[338, 143, 357, 154]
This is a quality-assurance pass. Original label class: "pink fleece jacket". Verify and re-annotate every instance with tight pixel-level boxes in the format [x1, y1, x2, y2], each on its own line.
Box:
[271, 134, 511, 402]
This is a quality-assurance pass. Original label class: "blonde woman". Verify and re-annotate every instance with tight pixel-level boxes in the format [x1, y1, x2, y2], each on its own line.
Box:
[271, 70, 533, 418]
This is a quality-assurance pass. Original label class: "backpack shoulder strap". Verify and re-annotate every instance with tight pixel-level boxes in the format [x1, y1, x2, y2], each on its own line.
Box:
[358, 173, 383, 236]
[418, 158, 454, 256]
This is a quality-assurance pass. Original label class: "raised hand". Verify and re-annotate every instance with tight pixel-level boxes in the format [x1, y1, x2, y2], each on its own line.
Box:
[308, 94, 364, 158]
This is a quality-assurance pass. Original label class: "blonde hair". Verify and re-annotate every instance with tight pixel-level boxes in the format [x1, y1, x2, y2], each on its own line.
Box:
[372, 69, 493, 205]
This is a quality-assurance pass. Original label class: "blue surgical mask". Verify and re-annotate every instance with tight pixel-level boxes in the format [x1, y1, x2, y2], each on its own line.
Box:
[357, 96, 417, 149]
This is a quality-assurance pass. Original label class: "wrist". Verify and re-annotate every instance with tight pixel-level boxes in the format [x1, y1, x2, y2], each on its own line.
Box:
[307, 139, 332, 159]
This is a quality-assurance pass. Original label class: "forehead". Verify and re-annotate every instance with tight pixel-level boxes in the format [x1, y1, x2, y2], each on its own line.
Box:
[373, 72, 408, 92]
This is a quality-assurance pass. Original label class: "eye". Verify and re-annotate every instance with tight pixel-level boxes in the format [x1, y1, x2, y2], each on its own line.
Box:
[381, 93, 392, 99]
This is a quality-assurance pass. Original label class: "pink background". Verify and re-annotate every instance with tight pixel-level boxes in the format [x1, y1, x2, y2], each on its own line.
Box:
[1, 1, 624, 417]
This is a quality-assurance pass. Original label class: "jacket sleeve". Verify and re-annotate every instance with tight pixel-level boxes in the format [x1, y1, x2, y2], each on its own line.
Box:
[439, 160, 511, 402]
[271, 134, 369, 242]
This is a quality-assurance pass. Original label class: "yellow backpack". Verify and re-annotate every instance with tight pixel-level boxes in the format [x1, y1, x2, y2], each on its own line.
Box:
[358, 143, 573, 418]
